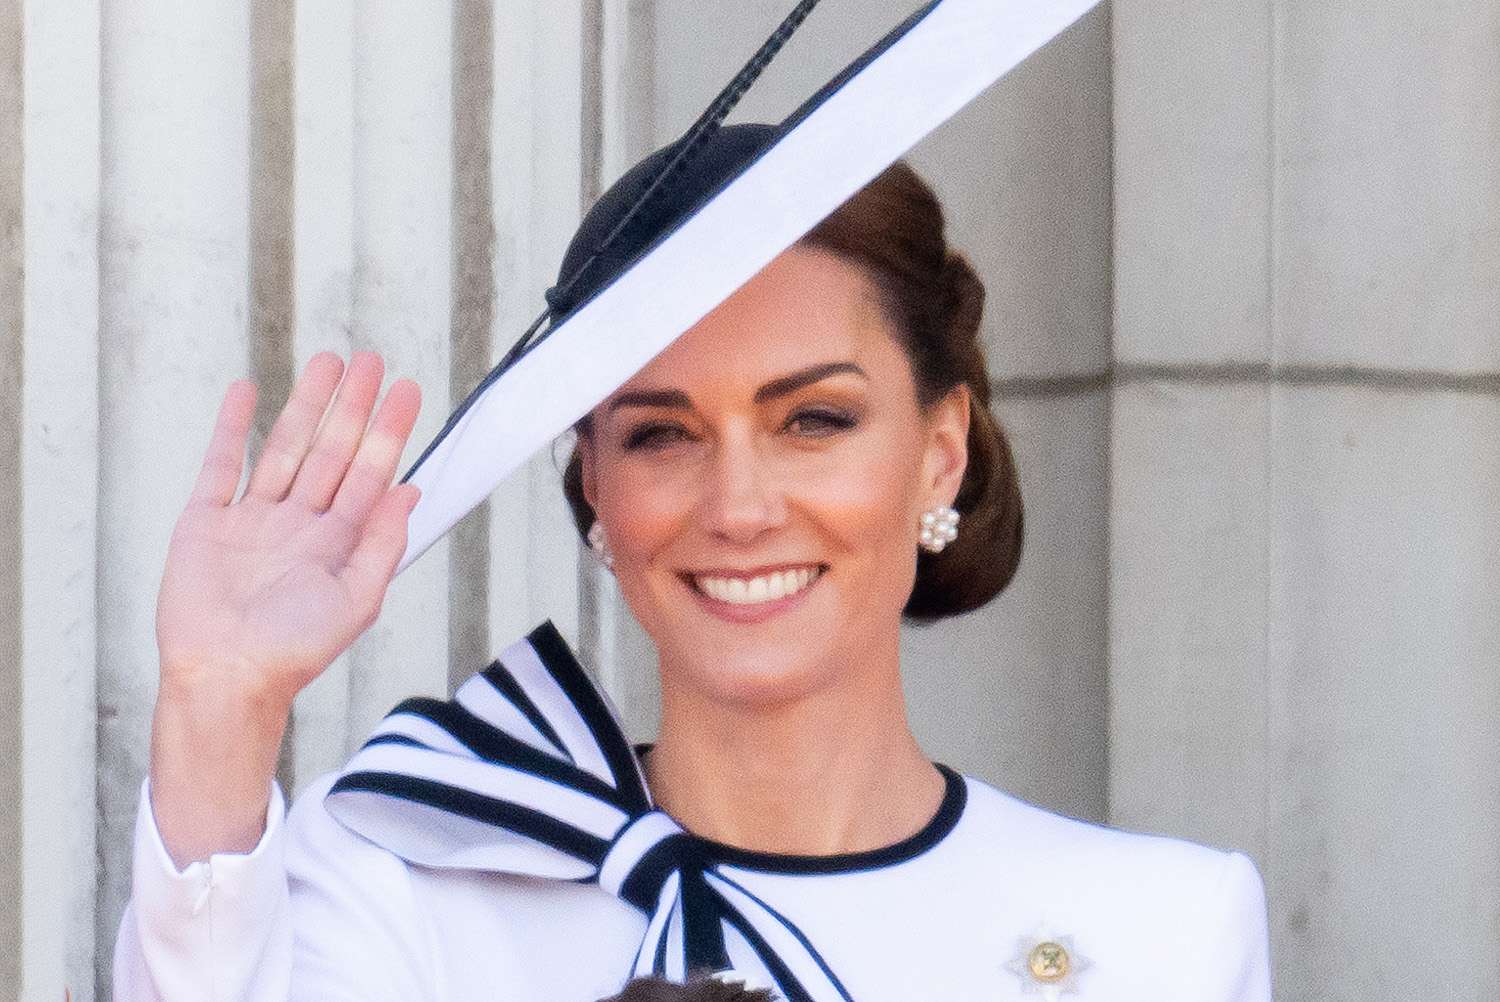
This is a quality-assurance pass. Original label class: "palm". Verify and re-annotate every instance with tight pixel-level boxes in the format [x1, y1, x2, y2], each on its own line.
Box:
[157, 352, 422, 708]
[161, 500, 354, 690]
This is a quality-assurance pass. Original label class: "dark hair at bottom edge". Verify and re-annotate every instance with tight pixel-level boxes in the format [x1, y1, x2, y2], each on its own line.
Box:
[598, 975, 779, 1002]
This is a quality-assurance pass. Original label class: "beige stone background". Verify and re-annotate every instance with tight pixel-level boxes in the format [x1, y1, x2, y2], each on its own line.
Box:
[2, 1, 1497, 999]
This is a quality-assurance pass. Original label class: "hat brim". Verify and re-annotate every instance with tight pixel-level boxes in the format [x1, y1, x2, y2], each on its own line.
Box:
[397, 0, 1100, 573]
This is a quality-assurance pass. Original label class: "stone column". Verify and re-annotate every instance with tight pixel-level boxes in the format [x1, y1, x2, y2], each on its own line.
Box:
[1111, 2, 1500, 998]
[341, 0, 456, 741]
[95, 0, 252, 994]
[3, 1, 102, 997]
[576, 0, 664, 739]
[485, 0, 588, 675]
[286, 0, 358, 792]
[0, 0, 20, 984]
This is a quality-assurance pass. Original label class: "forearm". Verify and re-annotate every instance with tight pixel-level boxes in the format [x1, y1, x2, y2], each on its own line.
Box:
[149, 670, 291, 868]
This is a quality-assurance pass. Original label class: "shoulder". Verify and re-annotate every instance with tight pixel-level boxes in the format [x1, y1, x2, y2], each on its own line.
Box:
[949, 775, 1272, 999]
[957, 774, 1247, 887]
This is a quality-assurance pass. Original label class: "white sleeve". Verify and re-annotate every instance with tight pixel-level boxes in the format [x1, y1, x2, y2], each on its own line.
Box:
[111, 776, 293, 1001]
[1203, 851, 1273, 1002]
[112, 773, 443, 1002]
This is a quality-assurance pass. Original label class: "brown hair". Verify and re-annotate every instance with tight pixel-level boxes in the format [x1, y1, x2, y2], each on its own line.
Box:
[599, 976, 776, 1002]
[562, 160, 1024, 620]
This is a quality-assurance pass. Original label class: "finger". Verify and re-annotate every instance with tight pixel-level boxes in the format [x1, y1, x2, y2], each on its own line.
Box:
[338, 484, 421, 614]
[245, 352, 345, 502]
[289, 351, 385, 512]
[189, 380, 257, 507]
[327, 378, 422, 526]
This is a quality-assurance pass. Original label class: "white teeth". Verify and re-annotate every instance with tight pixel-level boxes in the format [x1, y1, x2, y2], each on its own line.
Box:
[695, 566, 822, 605]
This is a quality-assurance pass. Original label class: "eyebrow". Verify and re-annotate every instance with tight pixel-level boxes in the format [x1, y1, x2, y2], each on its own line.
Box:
[606, 388, 693, 413]
[753, 361, 868, 402]
[607, 361, 869, 414]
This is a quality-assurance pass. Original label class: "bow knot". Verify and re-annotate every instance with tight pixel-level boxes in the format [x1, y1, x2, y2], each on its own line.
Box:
[600, 811, 692, 912]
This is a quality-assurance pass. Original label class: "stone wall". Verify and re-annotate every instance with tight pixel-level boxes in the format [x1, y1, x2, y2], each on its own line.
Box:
[1112, 4, 1500, 997]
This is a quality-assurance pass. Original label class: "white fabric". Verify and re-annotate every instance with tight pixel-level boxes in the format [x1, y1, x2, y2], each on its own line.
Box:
[496, 639, 615, 783]
[365, 712, 482, 759]
[704, 871, 848, 1000]
[113, 770, 1271, 1001]
[452, 675, 565, 759]
[632, 872, 684, 981]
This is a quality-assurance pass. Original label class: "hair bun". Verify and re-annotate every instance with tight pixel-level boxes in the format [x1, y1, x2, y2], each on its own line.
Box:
[942, 253, 984, 337]
[939, 251, 991, 410]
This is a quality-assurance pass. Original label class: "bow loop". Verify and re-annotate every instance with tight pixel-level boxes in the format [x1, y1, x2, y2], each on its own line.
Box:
[328, 623, 648, 875]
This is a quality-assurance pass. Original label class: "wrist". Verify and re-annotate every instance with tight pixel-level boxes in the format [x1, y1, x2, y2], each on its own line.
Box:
[156, 659, 292, 741]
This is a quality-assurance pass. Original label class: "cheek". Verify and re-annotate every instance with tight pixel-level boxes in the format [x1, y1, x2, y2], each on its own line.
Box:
[592, 454, 701, 555]
[797, 429, 926, 554]
[814, 462, 913, 540]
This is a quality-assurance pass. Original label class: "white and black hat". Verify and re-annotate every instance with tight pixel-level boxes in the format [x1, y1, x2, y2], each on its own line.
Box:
[395, 0, 1100, 573]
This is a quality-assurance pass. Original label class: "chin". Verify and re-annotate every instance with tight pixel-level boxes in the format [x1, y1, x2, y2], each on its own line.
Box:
[657, 632, 841, 710]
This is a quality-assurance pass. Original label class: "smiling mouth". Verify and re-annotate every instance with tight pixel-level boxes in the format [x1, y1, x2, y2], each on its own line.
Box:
[687, 565, 826, 605]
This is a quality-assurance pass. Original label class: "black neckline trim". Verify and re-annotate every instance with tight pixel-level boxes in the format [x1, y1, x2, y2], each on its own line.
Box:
[632, 749, 968, 876]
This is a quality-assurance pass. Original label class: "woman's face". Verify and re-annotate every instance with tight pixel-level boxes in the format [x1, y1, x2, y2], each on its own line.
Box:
[580, 244, 969, 707]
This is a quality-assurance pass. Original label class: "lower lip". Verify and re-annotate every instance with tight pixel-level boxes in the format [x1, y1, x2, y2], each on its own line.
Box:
[687, 571, 822, 625]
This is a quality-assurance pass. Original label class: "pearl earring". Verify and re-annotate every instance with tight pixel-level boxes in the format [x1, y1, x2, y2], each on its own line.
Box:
[919, 505, 960, 553]
[586, 521, 614, 569]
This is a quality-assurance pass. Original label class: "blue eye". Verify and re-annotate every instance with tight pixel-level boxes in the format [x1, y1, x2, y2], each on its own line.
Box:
[622, 422, 691, 450]
[786, 408, 857, 437]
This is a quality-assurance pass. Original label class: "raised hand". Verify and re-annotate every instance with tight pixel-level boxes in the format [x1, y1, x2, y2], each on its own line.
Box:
[150, 352, 421, 866]
[157, 351, 420, 703]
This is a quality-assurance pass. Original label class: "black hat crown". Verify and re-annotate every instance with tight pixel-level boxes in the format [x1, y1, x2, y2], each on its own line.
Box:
[544, 123, 781, 320]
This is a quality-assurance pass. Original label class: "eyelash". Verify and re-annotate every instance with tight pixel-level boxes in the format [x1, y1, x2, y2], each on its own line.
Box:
[622, 422, 690, 450]
[785, 407, 857, 437]
[620, 407, 858, 451]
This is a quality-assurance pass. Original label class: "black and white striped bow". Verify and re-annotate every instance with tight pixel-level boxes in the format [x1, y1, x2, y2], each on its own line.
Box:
[326, 622, 855, 1002]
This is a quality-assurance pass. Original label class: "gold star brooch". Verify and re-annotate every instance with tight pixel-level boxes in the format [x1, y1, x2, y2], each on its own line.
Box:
[1003, 931, 1092, 998]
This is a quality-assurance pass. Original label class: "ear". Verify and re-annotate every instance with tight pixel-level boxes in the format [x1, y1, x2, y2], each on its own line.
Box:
[577, 430, 600, 512]
[922, 383, 970, 508]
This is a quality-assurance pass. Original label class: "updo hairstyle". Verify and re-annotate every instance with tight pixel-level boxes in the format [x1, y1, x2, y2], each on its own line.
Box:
[562, 160, 1025, 621]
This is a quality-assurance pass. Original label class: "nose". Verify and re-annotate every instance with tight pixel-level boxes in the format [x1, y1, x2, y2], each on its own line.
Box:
[699, 427, 786, 545]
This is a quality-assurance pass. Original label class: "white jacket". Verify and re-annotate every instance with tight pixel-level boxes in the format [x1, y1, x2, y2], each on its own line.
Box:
[113, 764, 1271, 1001]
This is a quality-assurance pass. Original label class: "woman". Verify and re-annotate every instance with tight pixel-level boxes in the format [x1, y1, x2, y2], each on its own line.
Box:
[113, 139, 1271, 1000]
